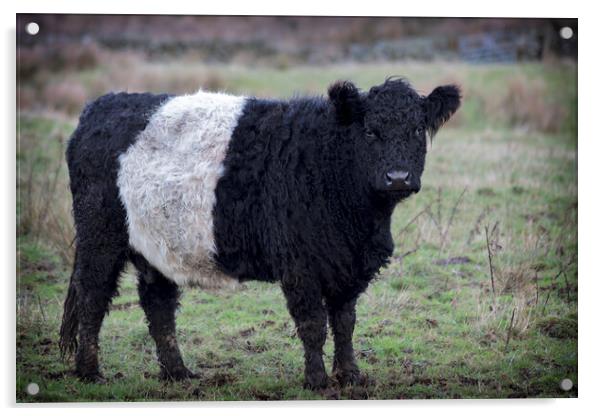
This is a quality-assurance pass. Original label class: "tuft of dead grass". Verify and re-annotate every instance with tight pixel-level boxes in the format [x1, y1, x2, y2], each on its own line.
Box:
[17, 119, 75, 263]
[535, 316, 577, 339]
[499, 75, 568, 133]
[474, 290, 534, 337]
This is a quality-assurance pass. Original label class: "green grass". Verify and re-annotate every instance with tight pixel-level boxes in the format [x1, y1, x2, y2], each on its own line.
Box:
[16, 61, 577, 402]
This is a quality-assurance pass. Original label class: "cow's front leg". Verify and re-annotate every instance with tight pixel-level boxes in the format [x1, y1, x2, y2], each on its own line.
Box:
[282, 281, 328, 390]
[327, 297, 361, 386]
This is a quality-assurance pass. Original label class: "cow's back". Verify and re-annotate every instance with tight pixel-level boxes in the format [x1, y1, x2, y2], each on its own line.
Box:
[66, 92, 170, 188]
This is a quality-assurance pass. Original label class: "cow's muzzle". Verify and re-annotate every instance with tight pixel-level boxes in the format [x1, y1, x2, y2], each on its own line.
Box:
[383, 170, 420, 193]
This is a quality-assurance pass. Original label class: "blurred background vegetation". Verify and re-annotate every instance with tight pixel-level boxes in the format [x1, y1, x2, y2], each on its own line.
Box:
[17, 15, 577, 401]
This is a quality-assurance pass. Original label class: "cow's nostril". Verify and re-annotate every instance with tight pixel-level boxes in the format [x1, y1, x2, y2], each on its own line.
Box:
[384, 170, 412, 191]
[386, 170, 409, 182]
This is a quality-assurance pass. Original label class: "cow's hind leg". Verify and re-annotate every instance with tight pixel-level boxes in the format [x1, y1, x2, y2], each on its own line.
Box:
[73, 242, 127, 383]
[65, 180, 130, 383]
[134, 256, 195, 381]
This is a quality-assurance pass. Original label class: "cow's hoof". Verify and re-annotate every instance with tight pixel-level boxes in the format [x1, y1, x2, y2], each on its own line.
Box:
[332, 364, 367, 387]
[303, 372, 329, 390]
[77, 372, 107, 384]
[160, 367, 199, 382]
[335, 369, 362, 386]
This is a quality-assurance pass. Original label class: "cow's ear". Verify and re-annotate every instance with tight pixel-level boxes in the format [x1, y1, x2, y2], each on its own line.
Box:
[328, 81, 364, 125]
[424, 85, 461, 137]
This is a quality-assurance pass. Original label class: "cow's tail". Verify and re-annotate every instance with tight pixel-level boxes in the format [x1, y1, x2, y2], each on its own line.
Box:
[59, 251, 79, 359]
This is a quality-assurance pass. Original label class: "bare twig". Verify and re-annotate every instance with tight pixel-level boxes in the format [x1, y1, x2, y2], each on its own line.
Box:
[425, 191, 442, 237]
[23, 161, 35, 234]
[36, 146, 64, 234]
[551, 254, 576, 303]
[541, 290, 552, 315]
[436, 187, 442, 232]
[562, 271, 571, 303]
[398, 204, 432, 237]
[466, 206, 491, 246]
[534, 271, 539, 306]
[440, 187, 467, 251]
[396, 206, 429, 263]
[485, 225, 496, 297]
[504, 308, 516, 352]
[491, 221, 499, 238]
[424, 188, 467, 254]
[36, 293, 47, 323]
[401, 248, 419, 258]
[551, 254, 577, 283]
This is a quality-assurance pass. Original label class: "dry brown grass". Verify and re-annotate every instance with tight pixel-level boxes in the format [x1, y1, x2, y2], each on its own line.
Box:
[103, 60, 226, 95]
[41, 80, 89, 115]
[499, 75, 568, 133]
[18, 48, 228, 117]
[18, 42, 103, 81]
[17, 118, 75, 263]
[17, 43, 576, 137]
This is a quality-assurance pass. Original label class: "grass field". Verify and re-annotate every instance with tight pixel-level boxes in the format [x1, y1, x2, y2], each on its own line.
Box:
[16, 59, 577, 401]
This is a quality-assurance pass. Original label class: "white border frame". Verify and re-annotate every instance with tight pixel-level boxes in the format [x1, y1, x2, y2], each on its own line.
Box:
[4, 2, 598, 415]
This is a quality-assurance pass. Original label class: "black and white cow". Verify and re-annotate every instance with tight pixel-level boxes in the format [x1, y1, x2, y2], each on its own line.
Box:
[59, 78, 460, 389]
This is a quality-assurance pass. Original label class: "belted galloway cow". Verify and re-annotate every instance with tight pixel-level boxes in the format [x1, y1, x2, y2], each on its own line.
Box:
[59, 78, 460, 389]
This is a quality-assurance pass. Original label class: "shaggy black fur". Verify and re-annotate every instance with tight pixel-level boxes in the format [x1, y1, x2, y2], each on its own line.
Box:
[60, 79, 461, 389]
[60, 92, 172, 382]
[213, 78, 461, 388]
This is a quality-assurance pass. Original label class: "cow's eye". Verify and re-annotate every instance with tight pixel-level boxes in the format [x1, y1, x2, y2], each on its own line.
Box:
[365, 129, 376, 139]
[415, 127, 424, 137]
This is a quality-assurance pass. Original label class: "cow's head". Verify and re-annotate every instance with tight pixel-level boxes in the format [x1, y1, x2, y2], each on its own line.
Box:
[328, 78, 461, 203]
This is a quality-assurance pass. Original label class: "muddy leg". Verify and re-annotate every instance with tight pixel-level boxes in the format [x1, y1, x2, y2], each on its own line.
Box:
[282, 282, 328, 390]
[327, 298, 361, 386]
[137, 264, 195, 381]
[74, 247, 127, 383]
